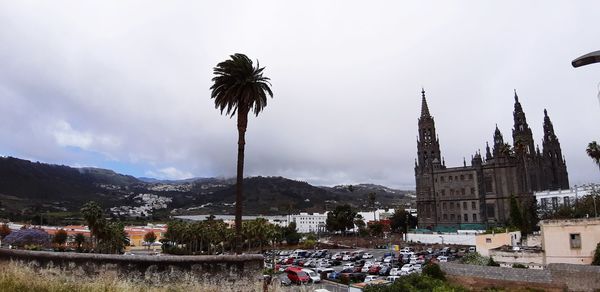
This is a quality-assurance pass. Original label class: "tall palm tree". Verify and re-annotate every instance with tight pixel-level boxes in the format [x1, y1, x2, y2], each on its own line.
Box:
[210, 53, 273, 254]
[587, 141, 600, 173]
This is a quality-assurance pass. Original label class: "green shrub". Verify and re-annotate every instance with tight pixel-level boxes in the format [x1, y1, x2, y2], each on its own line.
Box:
[512, 263, 528, 269]
[422, 263, 445, 280]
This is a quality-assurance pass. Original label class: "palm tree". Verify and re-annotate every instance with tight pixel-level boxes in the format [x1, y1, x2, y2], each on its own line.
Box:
[368, 192, 377, 222]
[210, 53, 273, 254]
[587, 141, 600, 173]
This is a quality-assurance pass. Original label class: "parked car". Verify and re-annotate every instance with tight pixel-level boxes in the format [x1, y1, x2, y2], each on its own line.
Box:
[362, 253, 374, 259]
[316, 267, 334, 274]
[342, 254, 353, 261]
[389, 267, 401, 276]
[437, 256, 448, 263]
[413, 264, 422, 272]
[383, 256, 393, 263]
[368, 265, 382, 275]
[387, 275, 401, 282]
[343, 263, 355, 269]
[278, 274, 292, 286]
[285, 267, 310, 284]
[400, 264, 414, 273]
[302, 268, 321, 283]
[378, 266, 391, 276]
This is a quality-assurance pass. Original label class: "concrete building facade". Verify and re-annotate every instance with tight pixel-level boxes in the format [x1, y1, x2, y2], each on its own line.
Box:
[540, 217, 600, 265]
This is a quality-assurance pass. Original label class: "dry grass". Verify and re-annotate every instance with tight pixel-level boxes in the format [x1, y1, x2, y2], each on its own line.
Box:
[0, 261, 282, 292]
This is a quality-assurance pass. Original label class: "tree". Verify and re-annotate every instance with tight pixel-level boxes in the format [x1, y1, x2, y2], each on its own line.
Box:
[74, 233, 86, 250]
[587, 141, 600, 173]
[80, 201, 104, 247]
[326, 205, 358, 235]
[509, 194, 523, 229]
[210, 53, 273, 254]
[3, 228, 51, 248]
[53, 229, 68, 246]
[389, 210, 417, 233]
[368, 192, 377, 222]
[144, 231, 157, 249]
[283, 222, 300, 245]
[592, 242, 600, 266]
[0, 223, 10, 239]
[422, 263, 446, 280]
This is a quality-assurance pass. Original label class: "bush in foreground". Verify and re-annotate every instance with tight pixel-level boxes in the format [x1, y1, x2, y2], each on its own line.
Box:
[363, 273, 467, 292]
[0, 261, 276, 292]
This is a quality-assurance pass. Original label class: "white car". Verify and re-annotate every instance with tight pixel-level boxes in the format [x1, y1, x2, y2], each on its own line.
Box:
[387, 275, 401, 282]
[438, 256, 448, 263]
[302, 268, 321, 283]
[362, 253, 374, 259]
[389, 268, 401, 276]
[400, 264, 414, 273]
[342, 263, 354, 269]
[342, 254, 353, 261]
[383, 256, 393, 263]
[316, 267, 334, 274]
[364, 275, 379, 282]
[413, 264, 422, 272]
[361, 264, 371, 273]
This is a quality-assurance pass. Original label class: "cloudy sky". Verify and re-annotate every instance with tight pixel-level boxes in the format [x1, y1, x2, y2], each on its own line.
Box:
[1, 1, 599, 189]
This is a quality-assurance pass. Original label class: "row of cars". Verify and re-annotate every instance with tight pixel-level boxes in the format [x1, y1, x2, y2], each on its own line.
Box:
[266, 245, 475, 286]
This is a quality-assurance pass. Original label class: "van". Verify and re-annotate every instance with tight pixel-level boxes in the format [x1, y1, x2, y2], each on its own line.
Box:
[285, 267, 310, 284]
[468, 247, 476, 253]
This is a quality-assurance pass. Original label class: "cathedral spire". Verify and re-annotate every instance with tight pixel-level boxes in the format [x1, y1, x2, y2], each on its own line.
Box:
[420, 88, 431, 118]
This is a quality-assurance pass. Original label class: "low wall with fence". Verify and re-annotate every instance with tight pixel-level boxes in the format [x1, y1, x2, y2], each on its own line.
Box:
[0, 248, 263, 283]
[406, 232, 476, 245]
[440, 262, 600, 292]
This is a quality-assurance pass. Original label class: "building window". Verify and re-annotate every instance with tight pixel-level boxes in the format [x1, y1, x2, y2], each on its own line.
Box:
[450, 189, 455, 196]
[472, 213, 477, 221]
[460, 175, 464, 181]
[442, 202, 447, 210]
[570, 233, 581, 249]
[463, 202, 467, 210]
[484, 177, 493, 193]
[441, 176, 445, 182]
[552, 197, 558, 209]
[470, 187, 475, 195]
[564, 196, 570, 207]
[486, 238, 492, 243]
[449, 176, 453, 181]
[541, 198, 548, 208]
[486, 204, 495, 218]
[443, 214, 448, 220]
[461, 188, 466, 195]
[469, 174, 473, 180]
[441, 190, 446, 196]
[471, 201, 476, 210]
[450, 214, 455, 220]
[464, 214, 468, 222]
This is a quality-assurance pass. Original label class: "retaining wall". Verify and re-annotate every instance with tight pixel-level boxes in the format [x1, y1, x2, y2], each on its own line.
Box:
[406, 233, 475, 245]
[440, 262, 600, 292]
[0, 248, 263, 283]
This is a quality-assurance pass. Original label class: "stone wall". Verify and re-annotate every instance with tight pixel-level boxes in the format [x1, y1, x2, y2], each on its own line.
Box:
[0, 248, 263, 283]
[440, 262, 600, 292]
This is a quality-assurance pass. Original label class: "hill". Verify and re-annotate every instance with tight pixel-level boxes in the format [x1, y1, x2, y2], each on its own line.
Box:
[0, 156, 413, 222]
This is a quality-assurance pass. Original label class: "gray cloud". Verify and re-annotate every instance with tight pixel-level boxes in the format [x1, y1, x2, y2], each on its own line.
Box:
[0, 1, 599, 189]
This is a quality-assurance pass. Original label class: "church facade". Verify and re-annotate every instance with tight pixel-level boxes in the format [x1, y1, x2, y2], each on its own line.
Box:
[414, 89, 569, 229]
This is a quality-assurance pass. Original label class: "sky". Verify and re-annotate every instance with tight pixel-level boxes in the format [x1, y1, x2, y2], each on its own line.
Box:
[0, 1, 599, 189]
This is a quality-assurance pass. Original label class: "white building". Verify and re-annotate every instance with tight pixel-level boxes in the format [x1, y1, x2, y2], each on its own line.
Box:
[535, 184, 598, 211]
[288, 212, 327, 233]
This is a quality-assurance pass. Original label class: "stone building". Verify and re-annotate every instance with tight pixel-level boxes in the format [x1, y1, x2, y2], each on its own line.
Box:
[415, 89, 569, 229]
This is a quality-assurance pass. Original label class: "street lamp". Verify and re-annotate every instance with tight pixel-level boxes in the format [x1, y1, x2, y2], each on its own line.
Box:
[572, 50, 600, 68]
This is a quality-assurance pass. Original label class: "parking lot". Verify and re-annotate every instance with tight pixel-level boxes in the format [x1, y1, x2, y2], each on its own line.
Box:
[266, 245, 471, 291]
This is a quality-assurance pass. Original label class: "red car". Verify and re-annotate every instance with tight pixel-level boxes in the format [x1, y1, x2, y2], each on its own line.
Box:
[368, 265, 382, 275]
[285, 267, 310, 284]
[284, 257, 295, 265]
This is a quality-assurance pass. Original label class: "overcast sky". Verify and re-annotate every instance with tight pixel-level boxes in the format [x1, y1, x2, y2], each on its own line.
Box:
[0, 1, 599, 189]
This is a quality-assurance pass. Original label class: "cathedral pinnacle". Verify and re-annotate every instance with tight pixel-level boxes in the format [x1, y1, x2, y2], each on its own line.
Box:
[420, 88, 431, 118]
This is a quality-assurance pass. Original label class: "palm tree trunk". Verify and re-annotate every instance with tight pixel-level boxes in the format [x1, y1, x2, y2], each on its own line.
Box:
[235, 109, 249, 254]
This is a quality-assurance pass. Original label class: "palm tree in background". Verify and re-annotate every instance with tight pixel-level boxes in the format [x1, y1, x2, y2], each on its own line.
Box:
[587, 141, 600, 173]
[210, 53, 273, 254]
[368, 192, 377, 222]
